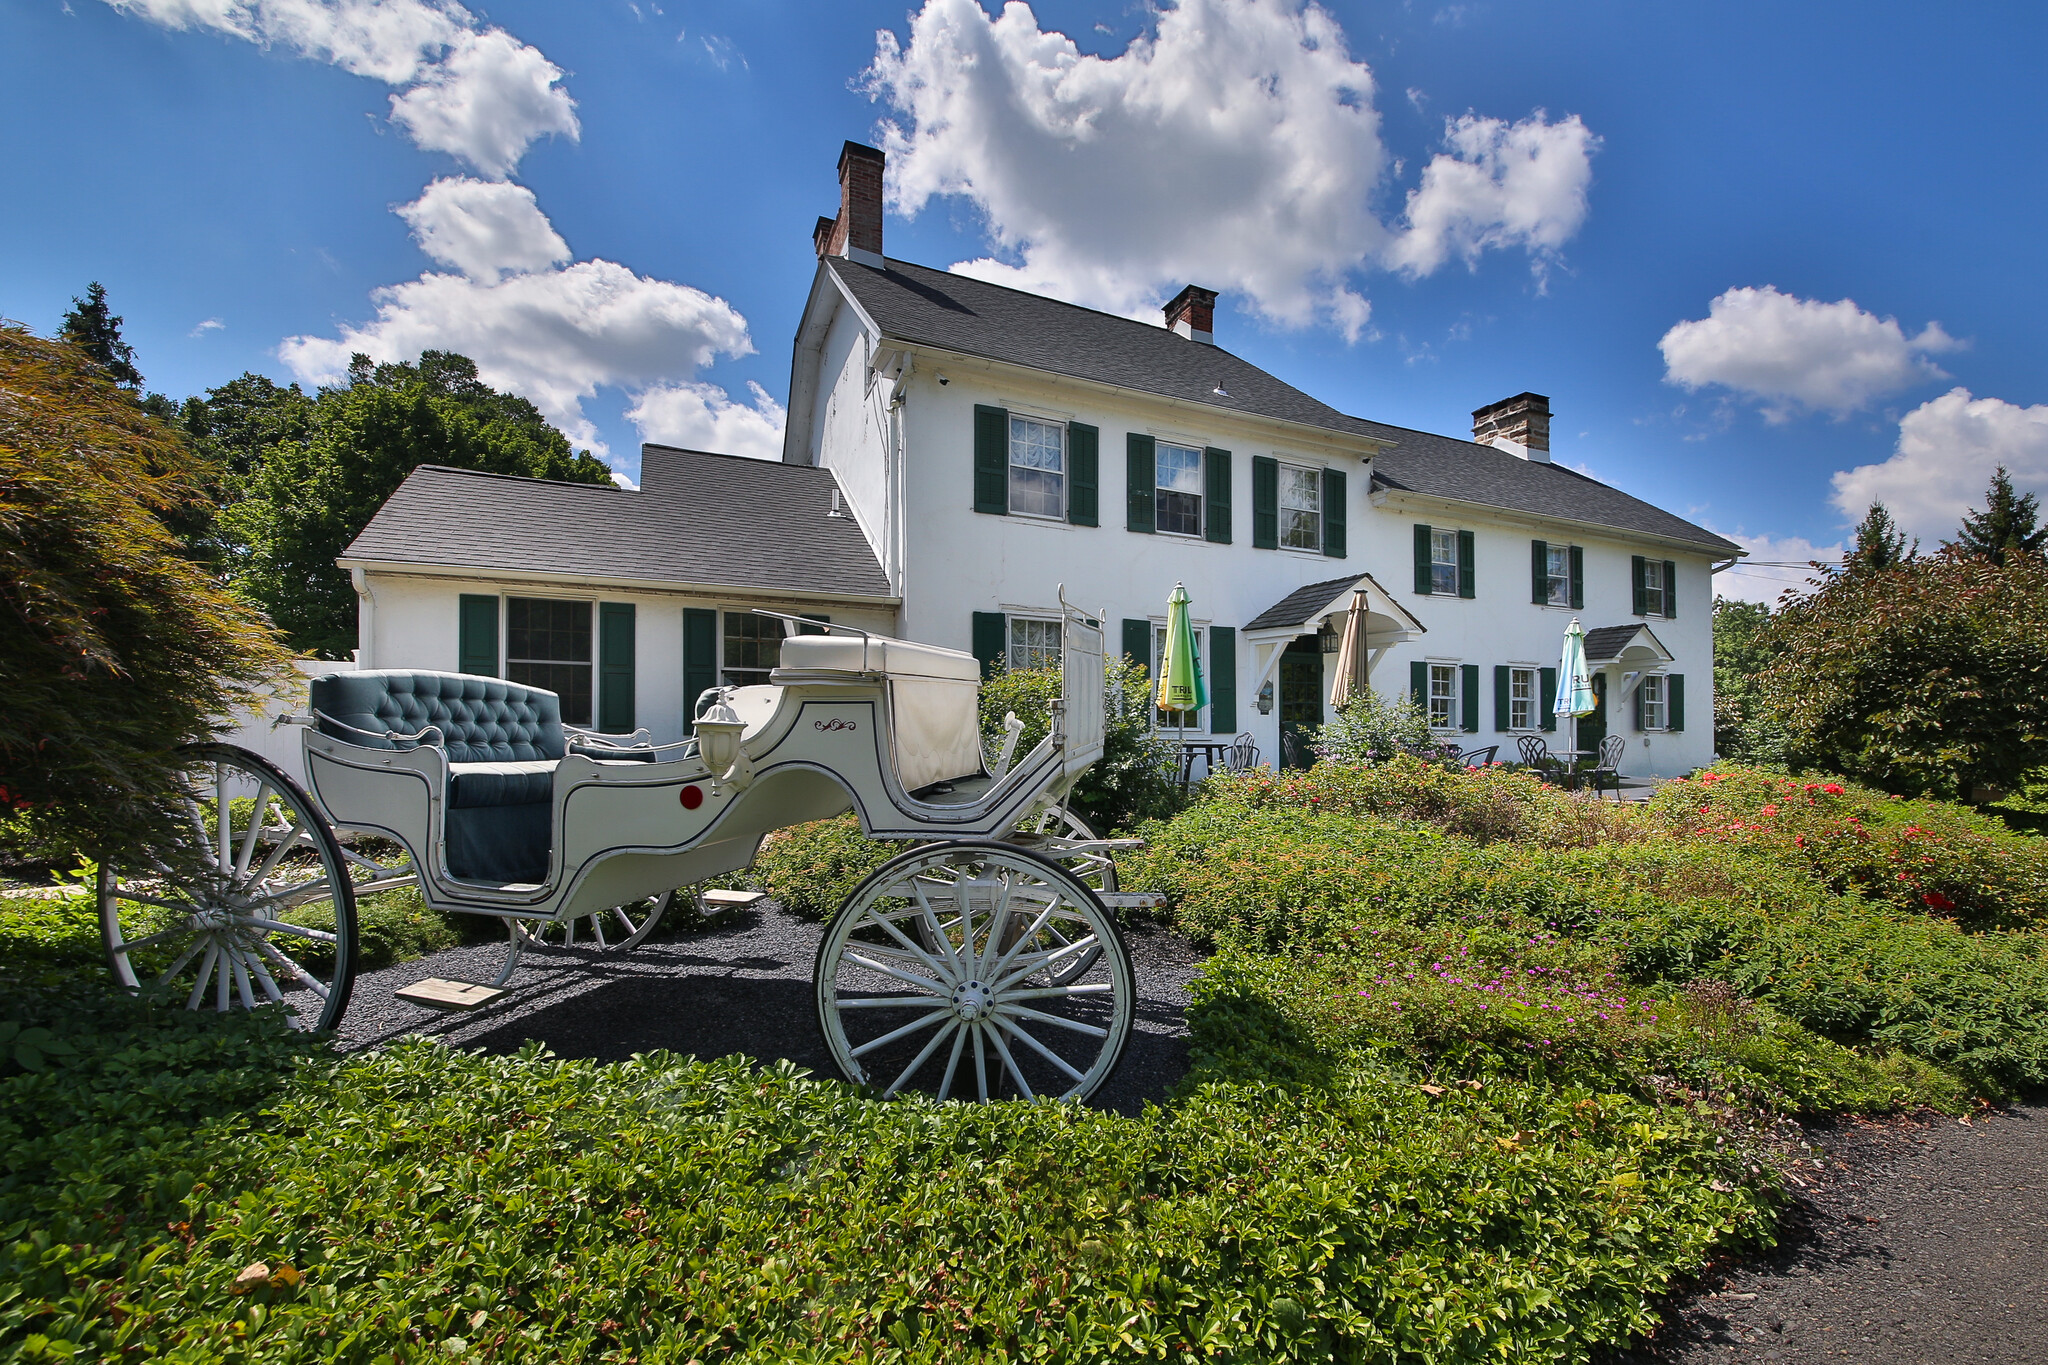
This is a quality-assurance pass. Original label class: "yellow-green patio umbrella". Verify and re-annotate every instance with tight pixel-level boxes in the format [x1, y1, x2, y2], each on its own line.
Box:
[1157, 582, 1209, 720]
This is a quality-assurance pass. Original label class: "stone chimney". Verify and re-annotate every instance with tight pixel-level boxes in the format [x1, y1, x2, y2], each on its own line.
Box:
[815, 141, 885, 267]
[1471, 392, 1551, 463]
[1164, 285, 1217, 343]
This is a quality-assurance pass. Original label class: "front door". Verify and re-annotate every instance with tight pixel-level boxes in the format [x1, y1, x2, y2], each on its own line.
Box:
[1279, 638, 1324, 769]
[1575, 672, 1607, 757]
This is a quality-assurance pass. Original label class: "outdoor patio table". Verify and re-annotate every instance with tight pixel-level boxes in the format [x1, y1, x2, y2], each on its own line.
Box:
[1176, 740, 1234, 785]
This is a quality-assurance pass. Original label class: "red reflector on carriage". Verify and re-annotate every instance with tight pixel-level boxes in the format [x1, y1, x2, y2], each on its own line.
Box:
[679, 785, 704, 810]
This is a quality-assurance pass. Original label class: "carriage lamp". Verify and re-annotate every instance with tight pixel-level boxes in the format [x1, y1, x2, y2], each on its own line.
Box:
[694, 695, 747, 778]
[1256, 681, 1275, 715]
[1318, 621, 1340, 654]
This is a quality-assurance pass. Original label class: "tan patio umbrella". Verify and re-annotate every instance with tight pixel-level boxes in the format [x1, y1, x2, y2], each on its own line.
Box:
[1328, 590, 1371, 708]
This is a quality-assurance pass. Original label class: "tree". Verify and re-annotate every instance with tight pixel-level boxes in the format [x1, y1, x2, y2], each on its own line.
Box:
[1844, 500, 1915, 574]
[1947, 466, 2046, 567]
[58, 281, 143, 389]
[1711, 597, 1787, 764]
[0, 321, 293, 862]
[226, 351, 611, 656]
[1760, 551, 2048, 799]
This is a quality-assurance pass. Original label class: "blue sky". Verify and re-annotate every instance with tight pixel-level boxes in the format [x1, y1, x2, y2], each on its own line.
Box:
[6, 0, 2045, 602]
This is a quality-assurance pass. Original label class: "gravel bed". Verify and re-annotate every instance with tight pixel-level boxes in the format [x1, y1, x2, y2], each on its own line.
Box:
[1606, 1107, 2048, 1363]
[333, 904, 1206, 1116]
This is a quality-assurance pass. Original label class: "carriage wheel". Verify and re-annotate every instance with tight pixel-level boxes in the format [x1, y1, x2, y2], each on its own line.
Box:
[815, 841, 1134, 1103]
[99, 743, 358, 1032]
[508, 892, 669, 953]
[1007, 804, 1114, 985]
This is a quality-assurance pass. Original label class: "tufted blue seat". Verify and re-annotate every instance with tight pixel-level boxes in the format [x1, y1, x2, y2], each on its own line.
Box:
[311, 671, 564, 884]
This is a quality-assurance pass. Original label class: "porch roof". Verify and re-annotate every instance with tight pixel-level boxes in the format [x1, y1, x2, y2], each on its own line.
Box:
[1243, 572, 1426, 638]
[1583, 623, 1675, 665]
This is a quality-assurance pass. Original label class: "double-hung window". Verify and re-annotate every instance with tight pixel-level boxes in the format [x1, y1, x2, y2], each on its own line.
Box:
[1008, 416, 1065, 518]
[506, 597, 593, 726]
[1155, 443, 1204, 536]
[721, 611, 786, 688]
[1509, 666, 1538, 731]
[1639, 674, 1668, 731]
[1431, 529, 1459, 596]
[1279, 465, 1321, 549]
[1008, 617, 1062, 671]
[1427, 663, 1460, 731]
[1545, 545, 1572, 606]
[1642, 560, 1668, 617]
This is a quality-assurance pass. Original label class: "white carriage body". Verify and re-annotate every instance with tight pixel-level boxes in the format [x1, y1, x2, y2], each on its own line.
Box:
[301, 604, 1107, 924]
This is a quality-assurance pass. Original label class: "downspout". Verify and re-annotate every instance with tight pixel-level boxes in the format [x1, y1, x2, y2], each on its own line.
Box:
[350, 566, 376, 669]
[887, 355, 912, 626]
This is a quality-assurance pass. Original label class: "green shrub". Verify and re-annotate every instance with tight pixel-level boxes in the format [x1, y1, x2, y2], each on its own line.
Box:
[748, 814, 904, 921]
[1310, 690, 1460, 767]
[979, 657, 1181, 833]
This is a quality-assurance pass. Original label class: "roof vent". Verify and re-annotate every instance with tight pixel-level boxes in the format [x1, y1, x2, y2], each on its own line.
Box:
[1471, 392, 1551, 463]
[828, 487, 847, 518]
[1164, 285, 1217, 343]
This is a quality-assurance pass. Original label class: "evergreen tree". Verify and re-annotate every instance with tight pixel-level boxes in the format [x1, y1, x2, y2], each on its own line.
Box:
[58, 281, 143, 389]
[1947, 466, 2046, 567]
[1844, 501, 1915, 574]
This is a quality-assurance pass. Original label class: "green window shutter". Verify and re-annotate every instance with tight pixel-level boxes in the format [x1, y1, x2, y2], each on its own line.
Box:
[1461, 663, 1480, 732]
[1067, 423, 1099, 526]
[1122, 619, 1152, 677]
[1631, 555, 1648, 616]
[1569, 546, 1585, 610]
[1663, 560, 1679, 619]
[458, 594, 498, 677]
[683, 607, 717, 723]
[1539, 666, 1558, 731]
[1413, 523, 1434, 594]
[1494, 665, 1511, 732]
[1209, 626, 1237, 733]
[1251, 456, 1279, 549]
[1410, 660, 1428, 708]
[971, 611, 1007, 679]
[597, 602, 636, 733]
[973, 405, 1009, 515]
[1322, 468, 1347, 558]
[1457, 529, 1476, 599]
[1668, 674, 1686, 732]
[1204, 447, 1232, 543]
[1531, 540, 1548, 605]
[1126, 434, 1156, 533]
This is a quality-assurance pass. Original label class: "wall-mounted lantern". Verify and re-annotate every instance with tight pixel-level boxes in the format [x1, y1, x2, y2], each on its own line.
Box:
[1256, 681, 1275, 715]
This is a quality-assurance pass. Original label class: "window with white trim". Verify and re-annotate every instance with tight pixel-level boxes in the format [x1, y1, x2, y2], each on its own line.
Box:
[1155, 443, 1204, 536]
[1639, 673, 1668, 731]
[1007, 616, 1062, 671]
[1279, 464, 1321, 550]
[1007, 415, 1065, 518]
[507, 597, 594, 726]
[1642, 559, 1668, 617]
[1428, 662, 1460, 731]
[1431, 528, 1459, 596]
[1152, 623, 1204, 727]
[1509, 666, 1538, 731]
[1545, 545, 1572, 607]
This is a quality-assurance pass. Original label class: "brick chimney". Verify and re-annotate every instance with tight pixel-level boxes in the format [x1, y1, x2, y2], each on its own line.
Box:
[1164, 285, 1217, 343]
[1471, 392, 1551, 463]
[815, 141, 885, 267]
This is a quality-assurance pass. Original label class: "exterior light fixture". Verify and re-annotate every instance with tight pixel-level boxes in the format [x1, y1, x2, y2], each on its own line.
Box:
[1318, 621, 1340, 654]
[694, 693, 750, 790]
[1256, 681, 1275, 715]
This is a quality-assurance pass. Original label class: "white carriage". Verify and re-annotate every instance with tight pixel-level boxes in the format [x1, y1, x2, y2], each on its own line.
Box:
[98, 597, 1145, 1102]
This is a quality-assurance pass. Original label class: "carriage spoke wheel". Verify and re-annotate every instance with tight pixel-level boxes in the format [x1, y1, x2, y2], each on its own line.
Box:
[817, 842, 1134, 1103]
[507, 893, 668, 954]
[100, 743, 358, 1032]
[997, 804, 1114, 985]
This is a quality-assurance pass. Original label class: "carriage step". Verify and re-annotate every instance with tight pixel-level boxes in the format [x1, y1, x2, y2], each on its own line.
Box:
[396, 978, 507, 1011]
[1097, 892, 1169, 911]
[700, 889, 767, 909]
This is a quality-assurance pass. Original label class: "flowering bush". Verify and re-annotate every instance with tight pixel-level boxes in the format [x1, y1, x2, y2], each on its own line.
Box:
[1310, 689, 1461, 767]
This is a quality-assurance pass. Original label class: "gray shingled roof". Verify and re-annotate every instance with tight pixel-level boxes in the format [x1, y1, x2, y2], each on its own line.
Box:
[826, 255, 1740, 557]
[1583, 624, 1673, 663]
[1242, 572, 1426, 635]
[340, 445, 893, 599]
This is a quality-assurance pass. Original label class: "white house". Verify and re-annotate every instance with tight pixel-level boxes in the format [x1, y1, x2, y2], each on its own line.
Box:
[340, 141, 1740, 778]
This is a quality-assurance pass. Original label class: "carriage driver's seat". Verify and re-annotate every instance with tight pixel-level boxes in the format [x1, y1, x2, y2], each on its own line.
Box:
[310, 671, 563, 885]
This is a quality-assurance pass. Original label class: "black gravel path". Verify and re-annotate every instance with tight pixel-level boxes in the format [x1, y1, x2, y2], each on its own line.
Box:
[1611, 1107, 2048, 1364]
[333, 904, 1206, 1116]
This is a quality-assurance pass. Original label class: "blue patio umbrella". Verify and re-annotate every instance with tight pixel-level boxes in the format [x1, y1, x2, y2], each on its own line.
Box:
[1553, 617, 1598, 728]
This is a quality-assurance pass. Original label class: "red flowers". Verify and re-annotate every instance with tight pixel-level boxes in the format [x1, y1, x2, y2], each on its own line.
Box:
[1923, 891, 1956, 911]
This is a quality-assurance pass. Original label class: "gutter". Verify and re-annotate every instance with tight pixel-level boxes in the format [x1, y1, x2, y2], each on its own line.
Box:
[335, 557, 902, 609]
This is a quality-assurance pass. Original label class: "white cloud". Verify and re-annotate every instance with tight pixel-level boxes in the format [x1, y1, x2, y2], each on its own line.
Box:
[626, 381, 786, 462]
[105, 0, 576, 176]
[1711, 531, 1845, 606]
[1659, 286, 1960, 422]
[1830, 388, 2048, 543]
[189, 316, 225, 336]
[281, 190, 759, 459]
[396, 176, 567, 283]
[863, 0, 1596, 337]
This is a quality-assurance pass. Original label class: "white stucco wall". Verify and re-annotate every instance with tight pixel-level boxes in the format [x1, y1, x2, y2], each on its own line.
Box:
[356, 570, 897, 746]
[866, 361, 1717, 780]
